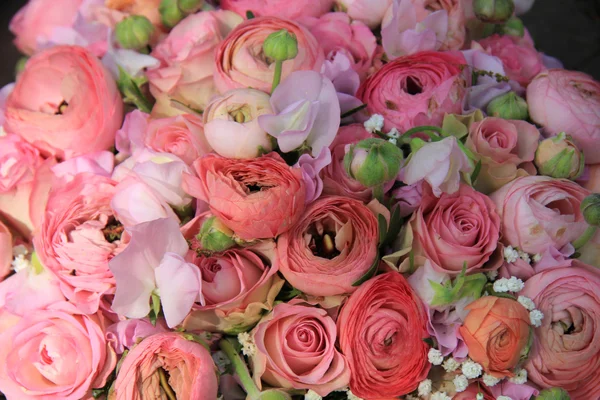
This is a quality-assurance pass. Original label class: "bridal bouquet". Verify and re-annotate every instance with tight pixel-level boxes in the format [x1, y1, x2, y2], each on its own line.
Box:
[1, 0, 599, 398]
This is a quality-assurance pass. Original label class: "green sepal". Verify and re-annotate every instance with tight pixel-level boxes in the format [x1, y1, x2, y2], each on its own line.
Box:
[117, 66, 154, 113]
[352, 252, 380, 287]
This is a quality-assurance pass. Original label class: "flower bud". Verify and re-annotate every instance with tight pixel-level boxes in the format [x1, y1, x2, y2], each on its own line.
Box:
[159, 0, 185, 28]
[535, 387, 571, 400]
[500, 16, 525, 37]
[535, 133, 585, 180]
[473, 0, 515, 23]
[115, 15, 154, 50]
[196, 216, 236, 252]
[581, 194, 600, 227]
[486, 92, 529, 120]
[262, 29, 298, 63]
[178, 0, 204, 13]
[344, 138, 403, 187]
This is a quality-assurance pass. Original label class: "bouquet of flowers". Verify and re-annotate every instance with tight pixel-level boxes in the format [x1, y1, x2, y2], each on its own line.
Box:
[0, 0, 599, 398]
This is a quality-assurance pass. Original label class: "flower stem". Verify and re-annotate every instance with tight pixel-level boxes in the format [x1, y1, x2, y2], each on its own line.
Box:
[157, 368, 177, 400]
[219, 338, 261, 399]
[271, 60, 283, 92]
[398, 125, 444, 144]
[573, 226, 598, 250]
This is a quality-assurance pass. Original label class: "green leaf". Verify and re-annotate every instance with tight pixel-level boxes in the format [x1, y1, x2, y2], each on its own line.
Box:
[471, 159, 482, 184]
[352, 253, 380, 286]
[378, 213, 388, 245]
[149, 292, 161, 326]
[246, 10, 255, 19]
[117, 66, 154, 113]
[381, 206, 402, 249]
[430, 262, 486, 306]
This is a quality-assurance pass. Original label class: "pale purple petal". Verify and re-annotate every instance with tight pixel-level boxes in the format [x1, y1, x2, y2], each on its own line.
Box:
[115, 110, 150, 157]
[392, 181, 423, 217]
[103, 34, 160, 80]
[111, 179, 177, 227]
[52, 151, 114, 183]
[295, 147, 332, 203]
[106, 319, 169, 354]
[132, 159, 192, 207]
[541, 53, 563, 69]
[490, 381, 539, 400]
[258, 99, 319, 152]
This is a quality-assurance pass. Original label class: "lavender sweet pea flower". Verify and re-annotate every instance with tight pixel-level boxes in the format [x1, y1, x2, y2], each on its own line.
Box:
[490, 380, 539, 400]
[392, 181, 423, 218]
[462, 47, 513, 111]
[258, 70, 340, 156]
[295, 147, 332, 203]
[321, 53, 363, 123]
[102, 31, 160, 80]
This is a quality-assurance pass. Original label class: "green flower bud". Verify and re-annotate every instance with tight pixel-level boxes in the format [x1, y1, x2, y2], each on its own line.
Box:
[344, 138, 403, 187]
[159, 0, 185, 28]
[500, 16, 525, 37]
[535, 133, 585, 180]
[486, 92, 529, 120]
[178, 0, 204, 14]
[581, 194, 600, 227]
[196, 216, 236, 252]
[262, 29, 298, 62]
[535, 387, 571, 400]
[115, 15, 154, 50]
[473, 0, 515, 23]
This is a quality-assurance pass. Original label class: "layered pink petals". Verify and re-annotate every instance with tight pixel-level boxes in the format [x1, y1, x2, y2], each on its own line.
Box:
[221, 0, 334, 20]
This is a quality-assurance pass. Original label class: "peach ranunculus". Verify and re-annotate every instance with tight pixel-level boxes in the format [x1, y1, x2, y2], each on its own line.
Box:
[459, 296, 532, 378]
[521, 263, 600, 400]
[250, 302, 350, 396]
[0, 302, 116, 400]
[109, 332, 219, 400]
[337, 272, 430, 398]
[183, 153, 305, 240]
[214, 16, 324, 94]
[203, 88, 274, 159]
[221, 0, 334, 20]
[466, 117, 540, 193]
[104, 0, 163, 30]
[147, 10, 243, 117]
[5, 45, 123, 160]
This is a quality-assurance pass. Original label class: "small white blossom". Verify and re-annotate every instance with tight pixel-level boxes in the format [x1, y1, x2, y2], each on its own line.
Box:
[387, 128, 400, 138]
[430, 392, 452, 400]
[363, 114, 384, 133]
[12, 245, 28, 257]
[346, 389, 364, 400]
[530, 309, 544, 327]
[503, 246, 519, 263]
[517, 296, 536, 311]
[482, 374, 501, 387]
[493, 278, 510, 293]
[305, 390, 322, 400]
[462, 360, 483, 379]
[453, 375, 469, 392]
[11, 254, 31, 272]
[486, 270, 498, 281]
[418, 379, 432, 397]
[532, 253, 542, 263]
[477, 394, 484, 400]
[507, 276, 525, 292]
[509, 368, 528, 384]
[428, 348, 444, 365]
[518, 250, 531, 264]
[497, 396, 513, 400]
[442, 357, 461, 372]
[237, 332, 257, 357]
[388, 137, 398, 145]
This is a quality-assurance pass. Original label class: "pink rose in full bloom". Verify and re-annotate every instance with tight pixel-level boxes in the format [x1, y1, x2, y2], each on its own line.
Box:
[0, 302, 116, 400]
[147, 10, 243, 116]
[214, 17, 324, 94]
[221, 0, 334, 20]
[357, 51, 468, 132]
[337, 272, 430, 398]
[479, 34, 544, 87]
[521, 263, 600, 400]
[5, 45, 123, 159]
[490, 175, 590, 255]
[277, 196, 379, 296]
[183, 153, 306, 240]
[411, 183, 502, 275]
[110, 332, 218, 400]
[250, 302, 350, 396]
[527, 69, 600, 164]
[335, 0, 392, 29]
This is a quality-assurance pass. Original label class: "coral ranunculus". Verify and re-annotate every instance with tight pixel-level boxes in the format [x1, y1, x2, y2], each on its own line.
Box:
[221, 0, 334, 20]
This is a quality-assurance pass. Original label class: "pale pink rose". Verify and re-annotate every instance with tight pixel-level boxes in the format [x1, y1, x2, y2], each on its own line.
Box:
[527, 69, 600, 164]
[466, 117, 540, 193]
[222, 0, 334, 20]
[0, 302, 116, 400]
[203, 88, 274, 159]
[110, 332, 218, 400]
[251, 302, 350, 395]
[0, 222, 11, 280]
[214, 16, 324, 94]
[490, 175, 590, 255]
[5, 46, 123, 159]
[300, 12, 376, 78]
[147, 10, 243, 117]
[401, 136, 473, 197]
[106, 318, 169, 354]
[183, 153, 306, 240]
[479, 34, 544, 87]
[335, 0, 392, 29]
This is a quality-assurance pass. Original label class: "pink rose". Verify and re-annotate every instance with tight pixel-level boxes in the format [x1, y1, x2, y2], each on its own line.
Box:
[479, 34, 544, 87]
[0, 221, 11, 280]
[411, 183, 502, 275]
[222, 0, 334, 19]
[522, 263, 600, 399]
[0, 302, 116, 400]
[490, 175, 590, 255]
[214, 16, 324, 94]
[251, 302, 350, 396]
[357, 51, 468, 132]
[335, 0, 392, 29]
[5, 45, 123, 159]
[34, 173, 125, 314]
[110, 332, 218, 400]
[147, 10, 243, 116]
[300, 12, 376, 78]
[527, 69, 600, 164]
[277, 196, 379, 296]
[466, 117, 540, 193]
[183, 153, 306, 240]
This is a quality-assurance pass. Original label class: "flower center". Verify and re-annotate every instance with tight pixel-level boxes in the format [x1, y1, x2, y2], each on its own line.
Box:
[157, 367, 177, 400]
[404, 76, 423, 95]
[229, 105, 252, 123]
[308, 230, 340, 259]
[102, 217, 124, 243]
[54, 100, 68, 115]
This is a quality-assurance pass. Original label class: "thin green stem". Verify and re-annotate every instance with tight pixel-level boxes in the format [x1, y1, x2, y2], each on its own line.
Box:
[157, 368, 177, 400]
[573, 226, 598, 250]
[398, 125, 444, 144]
[219, 338, 261, 399]
[271, 60, 283, 92]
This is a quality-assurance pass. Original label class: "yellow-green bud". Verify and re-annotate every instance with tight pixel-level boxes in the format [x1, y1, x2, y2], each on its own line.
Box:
[535, 388, 571, 400]
[487, 92, 529, 120]
[581, 194, 600, 227]
[196, 216, 235, 252]
[262, 29, 298, 62]
[535, 133, 585, 180]
[474, 0, 515, 23]
[344, 138, 403, 187]
[115, 15, 154, 50]
[159, 0, 185, 28]
[500, 16, 525, 37]
[178, 0, 204, 14]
